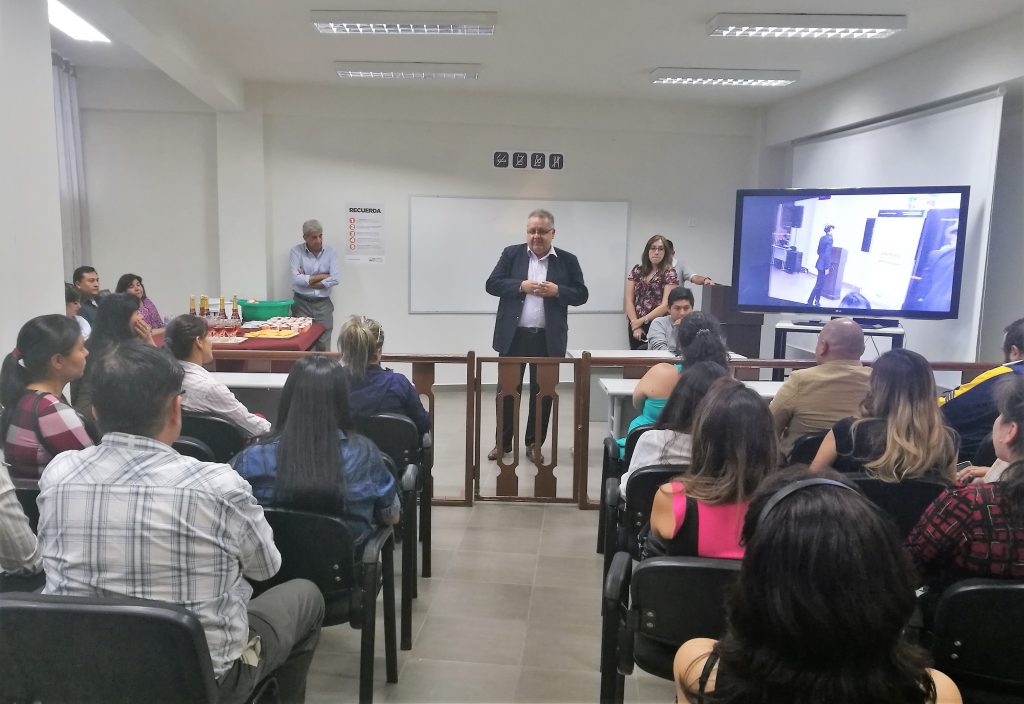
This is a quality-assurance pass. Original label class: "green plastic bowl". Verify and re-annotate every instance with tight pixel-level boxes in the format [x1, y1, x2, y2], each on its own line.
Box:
[239, 299, 293, 321]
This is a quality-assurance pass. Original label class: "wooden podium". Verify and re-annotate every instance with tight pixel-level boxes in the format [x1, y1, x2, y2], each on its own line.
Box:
[701, 286, 763, 378]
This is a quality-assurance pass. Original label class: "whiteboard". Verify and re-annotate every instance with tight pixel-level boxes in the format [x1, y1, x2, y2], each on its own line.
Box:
[409, 196, 629, 313]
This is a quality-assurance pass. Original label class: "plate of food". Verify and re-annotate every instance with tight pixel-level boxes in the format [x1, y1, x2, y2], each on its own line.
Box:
[243, 329, 299, 339]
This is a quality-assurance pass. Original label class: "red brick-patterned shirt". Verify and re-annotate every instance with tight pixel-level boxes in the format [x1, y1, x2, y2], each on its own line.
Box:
[906, 481, 1024, 583]
[2, 391, 94, 480]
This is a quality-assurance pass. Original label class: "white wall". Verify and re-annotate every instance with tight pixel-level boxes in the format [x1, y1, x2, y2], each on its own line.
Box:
[0, 0, 65, 356]
[76, 74, 758, 380]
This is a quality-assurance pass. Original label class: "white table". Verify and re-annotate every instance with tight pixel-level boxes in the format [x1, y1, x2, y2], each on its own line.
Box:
[598, 377, 784, 437]
[211, 372, 289, 389]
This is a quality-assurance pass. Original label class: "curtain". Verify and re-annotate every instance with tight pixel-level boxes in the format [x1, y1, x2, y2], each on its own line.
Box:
[52, 53, 90, 280]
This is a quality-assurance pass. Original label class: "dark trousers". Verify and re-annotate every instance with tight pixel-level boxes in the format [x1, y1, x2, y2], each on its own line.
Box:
[217, 579, 326, 704]
[627, 320, 651, 350]
[808, 268, 827, 305]
[499, 328, 552, 451]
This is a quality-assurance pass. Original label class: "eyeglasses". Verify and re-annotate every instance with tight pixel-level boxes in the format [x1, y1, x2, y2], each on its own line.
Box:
[527, 228, 552, 236]
[649, 246, 666, 251]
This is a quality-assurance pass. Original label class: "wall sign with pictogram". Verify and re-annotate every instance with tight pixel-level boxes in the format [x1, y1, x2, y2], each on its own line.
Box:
[493, 151, 564, 170]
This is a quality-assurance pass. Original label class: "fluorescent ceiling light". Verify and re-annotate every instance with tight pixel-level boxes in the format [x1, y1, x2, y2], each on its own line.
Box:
[312, 10, 495, 35]
[651, 68, 799, 87]
[708, 13, 906, 39]
[48, 0, 110, 42]
[335, 62, 481, 80]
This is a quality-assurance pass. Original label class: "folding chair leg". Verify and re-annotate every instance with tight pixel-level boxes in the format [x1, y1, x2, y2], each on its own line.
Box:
[410, 494, 419, 599]
[382, 541, 398, 683]
[360, 563, 379, 704]
[420, 475, 432, 578]
[596, 499, 606, 554]
[599, 601, 620, 703]
[400, 528, 414, 650]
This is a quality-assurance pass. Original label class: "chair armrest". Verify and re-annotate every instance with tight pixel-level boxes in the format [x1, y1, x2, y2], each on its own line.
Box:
[604, 551, 633, 603]
[400, 463, 419, 492]
[361, 525, 395, 564]
[421, 432, 433, 449]
[604, 477, 621, 510]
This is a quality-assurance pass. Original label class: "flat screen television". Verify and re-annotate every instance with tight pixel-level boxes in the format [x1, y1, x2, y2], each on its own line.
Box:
[731, 186, 970, 320]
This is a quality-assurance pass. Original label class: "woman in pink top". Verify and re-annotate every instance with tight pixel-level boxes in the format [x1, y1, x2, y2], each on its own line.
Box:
[647, 377, 779, 558]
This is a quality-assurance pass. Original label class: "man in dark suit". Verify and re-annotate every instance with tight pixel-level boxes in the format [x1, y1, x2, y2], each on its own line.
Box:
[807, 224, 834, 306]
[485, 209, 589, 462]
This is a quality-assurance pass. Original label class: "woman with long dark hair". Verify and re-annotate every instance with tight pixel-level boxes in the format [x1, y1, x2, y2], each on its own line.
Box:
[115, 273, 164, 330]
[230, 355, 399, 547]
[624, 235, 679, 349]
[674, 470, 961, 704]
[645, 377, 778, 558]
[619, 361, 728, 496]
[907, 373, 1024, 585]
[811, 348, 957, 481]
[1, 315, 93, 479]
[71, 292, 154, 422]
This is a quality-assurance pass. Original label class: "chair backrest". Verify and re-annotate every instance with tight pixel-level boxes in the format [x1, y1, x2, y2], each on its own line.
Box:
[173, 436, 216, 463]
[623, 424, 655, 467]
[972, 432, 997, 467]
[932, 578, 1024, 693]
[11, 478, 40, 533]
[180, 412, 247, 463]
[849, 473, 948, 539]
[786, 430, 829, 466]
[0, 592, 217, 704]
[623, 464, 688, 558]
[252, 508, 358, 600]
[628, 556, 740, 678]
[355, 413, 421, 470]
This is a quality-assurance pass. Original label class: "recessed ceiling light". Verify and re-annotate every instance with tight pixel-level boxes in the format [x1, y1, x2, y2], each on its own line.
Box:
[335, 62, 481, 80]
[48, 0, 110, 42]
[651, 68, 799, 87]
[312, 11, 496, 36]
[708, 13, 906, 39]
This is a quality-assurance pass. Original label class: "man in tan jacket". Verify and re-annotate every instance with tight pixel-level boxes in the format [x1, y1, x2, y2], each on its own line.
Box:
[770, 318, 871, 458]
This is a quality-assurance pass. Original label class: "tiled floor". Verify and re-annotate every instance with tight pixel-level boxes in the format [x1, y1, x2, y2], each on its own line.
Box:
[305, 502, 675, 703]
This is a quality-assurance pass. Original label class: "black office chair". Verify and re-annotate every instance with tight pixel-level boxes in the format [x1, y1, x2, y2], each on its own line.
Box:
[180, 412, 248, 463]
[849, 472, 948, 539]
[931, 578, 1024, 703]
[596, 424, 654, 554]
[173, 436, 216, 463]
[12, 478, 40, 533]
[785, 429, 829, 466]
[354, 413, 427, 651]
[602, 464, 687, 578]
[251, 508, 398, 704]
[600, 555, 740, 704]
[0, 592, 278, 704]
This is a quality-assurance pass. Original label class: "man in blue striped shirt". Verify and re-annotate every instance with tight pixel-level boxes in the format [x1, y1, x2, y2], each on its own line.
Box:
[290, 219, 339, 351]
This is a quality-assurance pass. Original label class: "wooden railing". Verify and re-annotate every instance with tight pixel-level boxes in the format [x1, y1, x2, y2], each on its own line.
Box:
[209, 347, 1001, 509]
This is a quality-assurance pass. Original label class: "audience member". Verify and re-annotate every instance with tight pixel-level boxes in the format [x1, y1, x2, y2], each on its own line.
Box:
[770, 318, 870, 457]
[72, 265, 101, 325]
[0, 463, 41, 575]
[164, 314, 271, 438]
[71, 292, 155, 424]
[674, 470, 961, 704]
[906, 373, 1024, 586]
[1, 315, 93, 480]
[337, 315, 430, 435]
[645, 377, 777, 558]
[939, 317, 1024, 461]
[645, 286, 694, 353]
[230, 355, 401, 550]
[64, 283, 90, 339]
[115, 273, 164, 330]
[810, 348, 957, 482]
[619, 361, 728, 497]
[624, 312, 728, 449]
[624, 235, 679, 349]
[37, 342, 324, 703]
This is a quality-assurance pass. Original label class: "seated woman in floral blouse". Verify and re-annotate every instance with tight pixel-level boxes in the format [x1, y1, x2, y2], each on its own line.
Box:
[115, 273, 164, 330]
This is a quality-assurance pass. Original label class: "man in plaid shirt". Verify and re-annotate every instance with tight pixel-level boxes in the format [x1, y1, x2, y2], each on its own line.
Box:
[37, 342, 324, 703]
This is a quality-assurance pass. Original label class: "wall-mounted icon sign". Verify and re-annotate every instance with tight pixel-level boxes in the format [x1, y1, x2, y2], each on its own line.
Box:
[512, 152, 528, 169]
[548, 154, 564, 170]
[494, 151, 509, 168]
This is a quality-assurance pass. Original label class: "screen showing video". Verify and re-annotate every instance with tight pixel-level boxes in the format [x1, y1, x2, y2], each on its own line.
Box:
[732, 188, 969, 319]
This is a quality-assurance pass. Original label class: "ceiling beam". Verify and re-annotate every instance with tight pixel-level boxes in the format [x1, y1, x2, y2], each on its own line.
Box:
[63, 0, 244, 111]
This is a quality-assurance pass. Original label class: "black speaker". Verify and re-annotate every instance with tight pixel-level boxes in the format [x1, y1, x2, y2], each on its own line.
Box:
[781, 204, 804, 229]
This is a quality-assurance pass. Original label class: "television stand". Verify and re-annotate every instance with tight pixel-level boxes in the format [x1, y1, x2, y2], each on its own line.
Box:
[772, 321, 906, 381]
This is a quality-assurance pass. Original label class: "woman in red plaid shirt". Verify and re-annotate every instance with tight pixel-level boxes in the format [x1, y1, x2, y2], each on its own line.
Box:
[1, 315, 94, 480]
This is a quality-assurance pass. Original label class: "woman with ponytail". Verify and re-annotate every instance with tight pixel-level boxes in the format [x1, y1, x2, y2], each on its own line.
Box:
[1, 315, 93, 479]
[336, 315, 430, 435]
